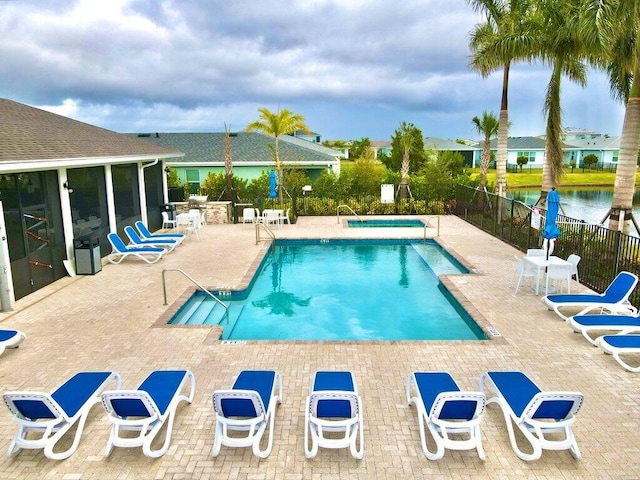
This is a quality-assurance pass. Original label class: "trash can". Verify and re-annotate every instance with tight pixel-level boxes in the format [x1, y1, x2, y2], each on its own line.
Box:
[160, 203, 177, 220]
[74, 238, 102, 275]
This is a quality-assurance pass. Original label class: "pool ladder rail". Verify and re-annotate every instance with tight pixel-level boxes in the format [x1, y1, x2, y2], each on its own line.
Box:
[336, 204, 363, 223]
[424, 215, 440, 239]
[255, 222, 275, 244]
[162, 268, 229, 322]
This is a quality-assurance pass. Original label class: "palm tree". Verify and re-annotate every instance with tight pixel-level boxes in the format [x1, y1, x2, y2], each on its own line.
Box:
[397, 122, 414, 200]
[581, 1, 640, 233]
[537, 0, 587, 206]
[246, 108, 311, 202]
[471, 111, 500, 189]
[467, 0, 537, 197]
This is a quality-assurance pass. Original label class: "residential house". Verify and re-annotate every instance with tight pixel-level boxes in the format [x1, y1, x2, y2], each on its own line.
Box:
[133, 132, 342, 192]
[424, 137, 482, 167]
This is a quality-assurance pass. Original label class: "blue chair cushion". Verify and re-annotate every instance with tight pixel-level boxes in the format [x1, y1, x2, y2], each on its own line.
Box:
[111, 370, 187, 418]
[313, 371, 355, 419]
[601, 335, 640, 348]
[414, 372, 478, 421]
[0, 330, 18, 342]
[15, 371, 112, 420]
[220, 370, 276, 418]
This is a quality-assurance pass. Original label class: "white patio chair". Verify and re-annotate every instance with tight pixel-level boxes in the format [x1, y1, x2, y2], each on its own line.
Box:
[161, 212, 177, 230]
[566, 254, 581, 283]
[242, 207, 256, 224]
[514, 256, 537, 294]
[544, 263, 571, 295]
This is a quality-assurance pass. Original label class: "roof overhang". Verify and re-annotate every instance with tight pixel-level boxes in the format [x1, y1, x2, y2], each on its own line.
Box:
[0, 152, 184, 173]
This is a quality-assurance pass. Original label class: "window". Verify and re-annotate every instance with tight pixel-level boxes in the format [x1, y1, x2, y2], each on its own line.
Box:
[516, 151, 536, 163]
[612, 151, 619, 163]
[186, 169, 200, 193]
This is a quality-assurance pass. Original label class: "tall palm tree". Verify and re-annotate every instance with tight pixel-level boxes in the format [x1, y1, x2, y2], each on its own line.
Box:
[581, 0, 640, 233]
[537, 0, 587, 206]
[467, 0, 537, 197]
[472, 111, 500, 189]
[246, 108, 311, 202]
[398, 122, 414, 200]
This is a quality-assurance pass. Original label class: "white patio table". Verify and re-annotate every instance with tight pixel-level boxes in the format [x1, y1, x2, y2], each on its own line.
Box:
[523, 255, 572, 295]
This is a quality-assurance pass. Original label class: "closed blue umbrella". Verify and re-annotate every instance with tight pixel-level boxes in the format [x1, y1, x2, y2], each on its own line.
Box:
[542, 188, 561, 258]
[269, 170, 277, 199]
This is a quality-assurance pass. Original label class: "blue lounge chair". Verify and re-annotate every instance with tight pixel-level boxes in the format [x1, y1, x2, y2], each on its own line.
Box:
[123, 226, 178, 253]
[543, 271, 638, 321]
[212, 370, 282, 458]
[406, 372, 486, 460]
[568, 313, 640, 345]
[134, 221, 185, 245]
[0, 329, 26, 357]
[3, 371, 121, 460]
[596, 334, 640, 372]
[304, 371, 364, 459]
[101, 370, 195, 458]
[107, 232, 165, 264]
[480, 371, 583, 461]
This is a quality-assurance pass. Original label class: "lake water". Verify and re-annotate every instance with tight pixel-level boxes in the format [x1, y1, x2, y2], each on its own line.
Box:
[509, 187, 640, 225]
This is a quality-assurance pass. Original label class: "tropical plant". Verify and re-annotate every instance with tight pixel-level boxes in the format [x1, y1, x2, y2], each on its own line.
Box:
[471, 111, 499, 187]
[537, 0, 588, 206]
[516, 155, 528, 172]
[383, 123, 426, 176]
[349, 137, 373, 160]
[467, 0, 537, 197]
[245, 108, 311, 202]
[582, 153, 599, 170]
[581, 0, 640, 232]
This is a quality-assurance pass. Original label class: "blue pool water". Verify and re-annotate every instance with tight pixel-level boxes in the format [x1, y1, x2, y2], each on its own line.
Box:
[168, 239, 485, 341]
[347, 219, 425, 228]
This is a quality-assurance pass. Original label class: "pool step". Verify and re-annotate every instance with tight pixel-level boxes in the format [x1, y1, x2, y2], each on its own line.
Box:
[219, 302, 247, 340]
[170, 295, 208, 325]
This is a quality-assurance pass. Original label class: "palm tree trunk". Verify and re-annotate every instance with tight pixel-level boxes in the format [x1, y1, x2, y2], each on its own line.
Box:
[495, 62, 510, 197]
[540, 61, 565, 206]
[609, 85, 640, 232]
[275, 135, 283, 203]
[478, 138, 491, 189]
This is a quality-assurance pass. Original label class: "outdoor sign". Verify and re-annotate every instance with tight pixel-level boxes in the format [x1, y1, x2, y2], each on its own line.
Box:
[531, 208, 541, 230]
[381, 184, 394, 204]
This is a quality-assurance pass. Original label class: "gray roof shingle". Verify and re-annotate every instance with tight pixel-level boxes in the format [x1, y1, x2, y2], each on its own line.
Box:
[0, 98, 181, 163]
[130, 131, 341, 166]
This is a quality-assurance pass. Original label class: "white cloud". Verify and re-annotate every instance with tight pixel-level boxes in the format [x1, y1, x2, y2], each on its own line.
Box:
[0, 0, 625, 140]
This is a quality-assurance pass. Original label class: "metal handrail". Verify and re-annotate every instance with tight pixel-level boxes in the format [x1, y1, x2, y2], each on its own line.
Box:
[162, 268, 229, 321]
[255, 221, 276, 244]
[424, 215, 440, 240]
[337, 204, 363, 223]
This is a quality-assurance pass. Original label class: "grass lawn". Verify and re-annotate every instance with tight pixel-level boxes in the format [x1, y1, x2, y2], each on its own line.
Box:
[470, 168, 640, 188]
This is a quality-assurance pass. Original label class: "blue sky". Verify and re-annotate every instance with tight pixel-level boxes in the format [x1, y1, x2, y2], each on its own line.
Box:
[0, 0, 625, 142]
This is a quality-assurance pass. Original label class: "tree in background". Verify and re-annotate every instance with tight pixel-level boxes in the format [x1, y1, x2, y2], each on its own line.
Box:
[467, 0, 537, 197]
[581, 153, 598, 171]
[537, 0, 588, 206]
[349, 137, 373, 161]
[471, 111, 499, 188]
[246, 108, 310, 202]
[581, 1, 640, 232]
[382, 123, 425, 181]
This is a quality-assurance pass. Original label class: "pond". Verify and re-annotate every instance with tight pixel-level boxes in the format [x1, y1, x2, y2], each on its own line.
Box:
[509, 187, 640, 226]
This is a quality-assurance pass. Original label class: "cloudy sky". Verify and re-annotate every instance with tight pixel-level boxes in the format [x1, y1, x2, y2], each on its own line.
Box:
[0, 0, 625, 142]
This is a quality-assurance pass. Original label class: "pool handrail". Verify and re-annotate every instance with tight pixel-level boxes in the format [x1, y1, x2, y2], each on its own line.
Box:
[337, 205, 363, 223]
[424, 216, 440, 239]
[255, 222, 275, 244]
[162, 268, 229, 322]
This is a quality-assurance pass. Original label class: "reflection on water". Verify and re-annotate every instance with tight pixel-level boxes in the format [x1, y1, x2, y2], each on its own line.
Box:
[510, 188, 640, 225]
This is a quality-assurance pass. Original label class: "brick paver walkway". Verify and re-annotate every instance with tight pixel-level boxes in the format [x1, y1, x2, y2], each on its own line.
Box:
[0, 216, 638, 479]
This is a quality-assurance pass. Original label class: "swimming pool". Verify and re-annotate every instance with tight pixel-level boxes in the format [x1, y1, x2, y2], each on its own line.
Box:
[347, 219, 425, 228]
[168, 239, 486, 341]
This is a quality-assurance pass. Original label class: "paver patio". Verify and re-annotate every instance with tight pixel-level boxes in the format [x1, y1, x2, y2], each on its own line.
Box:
[0, 215, 638, 479]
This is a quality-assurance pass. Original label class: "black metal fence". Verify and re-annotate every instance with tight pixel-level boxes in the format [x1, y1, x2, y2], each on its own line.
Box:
[453, 184, 640, 308]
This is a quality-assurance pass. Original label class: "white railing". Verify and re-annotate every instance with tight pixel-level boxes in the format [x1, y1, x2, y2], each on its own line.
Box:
[255, 222, 276, 244]
[424, 215, 440, 239]
[337, 204, 363, 223]
[162, 268, 229, 321]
